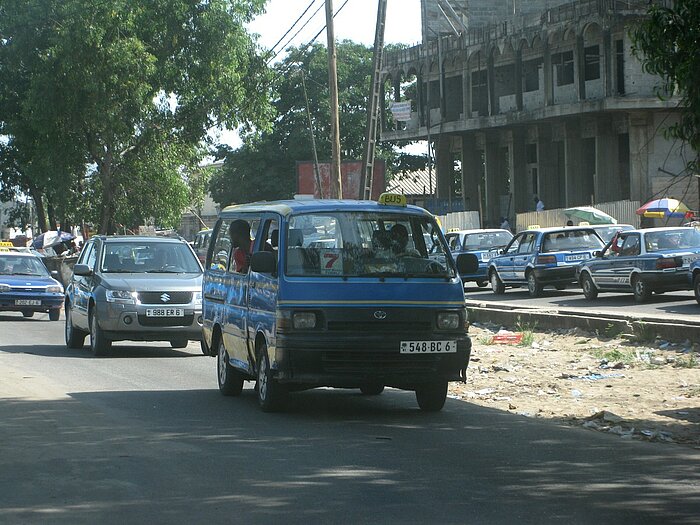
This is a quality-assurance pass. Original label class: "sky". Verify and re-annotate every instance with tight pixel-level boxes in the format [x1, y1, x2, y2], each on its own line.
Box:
[214, 0, 423, 148]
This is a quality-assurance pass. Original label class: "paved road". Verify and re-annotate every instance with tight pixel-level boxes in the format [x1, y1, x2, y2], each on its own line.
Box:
[1, 312, 700, 524]
[464, 284, 699, 322]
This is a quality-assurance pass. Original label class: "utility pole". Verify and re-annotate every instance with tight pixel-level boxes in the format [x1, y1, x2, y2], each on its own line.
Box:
[360, 0, 387, 200]
[326, 0, 342, 199]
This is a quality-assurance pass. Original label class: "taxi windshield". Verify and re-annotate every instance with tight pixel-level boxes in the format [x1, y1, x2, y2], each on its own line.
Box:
[462, 231, 512, 250]
[285, 212, 455, 278]
[645, 228, 700, 252]
[0, 255, 50, 277]
[542, 229, 605, 253]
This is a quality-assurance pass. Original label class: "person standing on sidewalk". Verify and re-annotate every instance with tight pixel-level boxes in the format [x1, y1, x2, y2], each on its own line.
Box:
[534, 196, 545, 212]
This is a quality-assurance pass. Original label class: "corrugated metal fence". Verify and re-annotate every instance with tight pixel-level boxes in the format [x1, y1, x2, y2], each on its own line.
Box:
[437, 211, 481, 231]
[516, 200, 641, 231]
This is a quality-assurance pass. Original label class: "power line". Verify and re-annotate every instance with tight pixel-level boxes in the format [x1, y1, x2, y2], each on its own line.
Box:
[265, 0, 325, 65]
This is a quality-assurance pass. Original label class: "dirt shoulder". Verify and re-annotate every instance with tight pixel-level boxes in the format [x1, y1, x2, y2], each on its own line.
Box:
[449, 323, 700, 448]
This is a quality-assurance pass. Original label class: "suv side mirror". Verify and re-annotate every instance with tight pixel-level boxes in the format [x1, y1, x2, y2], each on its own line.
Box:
[73, 263, 93, 276]
[250, 251, 277, 275]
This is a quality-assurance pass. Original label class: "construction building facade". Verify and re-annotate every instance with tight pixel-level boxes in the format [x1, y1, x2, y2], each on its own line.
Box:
[383, 0, 696, 225]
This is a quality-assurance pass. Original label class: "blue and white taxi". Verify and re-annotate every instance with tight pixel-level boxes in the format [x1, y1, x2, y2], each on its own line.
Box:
[445, 229, 513, 288]
[487, 226, 605, 297]
[690, 258, 700, 305]
[0, 251, 64, 320]
[578, 227, 700, 302]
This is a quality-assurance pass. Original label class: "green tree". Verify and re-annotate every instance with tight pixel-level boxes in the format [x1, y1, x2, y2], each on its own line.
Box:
[631, 0, 700, 170]
[210, 40, 426, 206]
[0, 0, 273, 233]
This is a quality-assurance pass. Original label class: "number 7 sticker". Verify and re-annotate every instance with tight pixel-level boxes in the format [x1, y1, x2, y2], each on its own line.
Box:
[320, 249, 343, 275]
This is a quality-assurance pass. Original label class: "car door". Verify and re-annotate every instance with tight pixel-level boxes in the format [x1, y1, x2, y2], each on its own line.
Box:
[512, 232, 537, 283]
[493, 233, 522, 281]
[71, 240, 98, 330]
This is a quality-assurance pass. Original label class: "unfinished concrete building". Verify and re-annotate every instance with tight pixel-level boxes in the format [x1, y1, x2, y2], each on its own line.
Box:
[384, 0, 697, 225]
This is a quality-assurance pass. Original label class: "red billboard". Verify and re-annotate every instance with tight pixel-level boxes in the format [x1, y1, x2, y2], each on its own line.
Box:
[297, 160, 385, 200]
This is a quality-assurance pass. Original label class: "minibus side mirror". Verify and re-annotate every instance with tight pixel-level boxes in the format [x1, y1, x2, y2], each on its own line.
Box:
[251, 251, 277, 275]
[73, 263, 93, 277]
[456, 253, 479, 275]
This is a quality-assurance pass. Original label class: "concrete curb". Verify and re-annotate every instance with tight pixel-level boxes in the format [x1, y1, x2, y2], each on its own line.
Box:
[465, 303, 700, 343]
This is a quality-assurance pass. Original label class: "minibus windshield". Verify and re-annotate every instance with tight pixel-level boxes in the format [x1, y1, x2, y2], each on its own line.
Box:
[285, 212, 456, 278]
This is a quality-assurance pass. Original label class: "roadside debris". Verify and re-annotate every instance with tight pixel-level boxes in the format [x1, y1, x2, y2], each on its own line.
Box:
[452, 323, 700, 447]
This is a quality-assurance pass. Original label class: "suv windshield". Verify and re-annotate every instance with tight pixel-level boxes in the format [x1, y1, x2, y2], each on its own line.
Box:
[101, 241, 201, 273]
[285, 212, 455, 278]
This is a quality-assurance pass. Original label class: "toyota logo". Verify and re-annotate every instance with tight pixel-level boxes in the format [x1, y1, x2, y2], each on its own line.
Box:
[373, 310, 387, 320]
[160, 293, 171, 303]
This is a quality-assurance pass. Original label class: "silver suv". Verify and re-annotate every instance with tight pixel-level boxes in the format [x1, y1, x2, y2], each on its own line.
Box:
[64, 236, 203, 356]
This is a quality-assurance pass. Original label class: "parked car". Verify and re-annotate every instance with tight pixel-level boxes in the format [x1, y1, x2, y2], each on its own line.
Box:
[589, 223, 635, 243]
[0, 252, 64, 320]
[64, 235, 203, 356]
[192, 228, 213, 265]
[488, 226, 605, 297]
[690, 258, 700, 305]
[445, 229, 513, 288]
[578, 227, 700, 302]
[202, 194, 472, 412]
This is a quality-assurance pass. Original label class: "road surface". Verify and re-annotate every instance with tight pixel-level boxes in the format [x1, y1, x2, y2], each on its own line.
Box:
[1, 312, 699, 524]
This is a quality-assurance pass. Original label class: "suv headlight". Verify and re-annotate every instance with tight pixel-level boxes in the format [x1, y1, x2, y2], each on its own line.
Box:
[46, 284, 64, 294]
[106, 290, 137, 304]
[436, 311, 460, 330]
[293, 312, 317, 329]
[0, 284, 10, 293]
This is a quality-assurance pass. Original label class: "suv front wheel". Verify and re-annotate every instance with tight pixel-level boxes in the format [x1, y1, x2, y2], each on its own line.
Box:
[89, 309, 111, 356]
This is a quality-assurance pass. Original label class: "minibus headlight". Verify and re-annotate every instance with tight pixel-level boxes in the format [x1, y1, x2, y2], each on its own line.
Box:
[436, 312, 460, 330]
[293, 312, 317, 329]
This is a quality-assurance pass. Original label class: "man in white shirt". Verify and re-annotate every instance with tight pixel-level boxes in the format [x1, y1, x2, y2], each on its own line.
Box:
[534, 196, 544, 211]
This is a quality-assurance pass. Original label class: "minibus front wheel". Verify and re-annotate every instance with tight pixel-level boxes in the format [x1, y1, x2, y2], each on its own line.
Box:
[217, 340, 244, 396]
[256, 342, 285, 412]
[415, 380, 448, 412]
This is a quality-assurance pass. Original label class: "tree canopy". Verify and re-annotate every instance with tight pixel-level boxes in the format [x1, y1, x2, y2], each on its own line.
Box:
[209, 40, 426, 207]
[631, 0, 700, 171]
[0, 0, 273, 233]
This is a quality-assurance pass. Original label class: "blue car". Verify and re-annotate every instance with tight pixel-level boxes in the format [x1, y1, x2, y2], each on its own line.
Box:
[690, 258, 700, 305]
[0, 252, 64, 320]
[488, 226, 605, 297]
[578, 227, 700, 302]
[445, 229, 513, 288]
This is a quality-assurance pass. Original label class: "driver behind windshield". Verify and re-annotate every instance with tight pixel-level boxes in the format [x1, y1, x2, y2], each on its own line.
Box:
[389, 224, 420, 257]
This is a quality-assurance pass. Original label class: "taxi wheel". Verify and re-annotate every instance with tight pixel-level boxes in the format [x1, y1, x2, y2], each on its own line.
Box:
[65, 307, 87, 349]
[257, 342, 285, 412]
[89, 310, 112, 357]
[217, 339, 243, 396]
[694, 274, 700, 305]
[489, 271, 505, 295]
[22, 310, 34, 318]
[476, 280, 488, 288]
[415, 380, 448, 412]
[49, 308, 61, 321]
[632, 276, 651, 303]
[170, 339, 188, 349]
[360, 384, 385, 395]
[526, 272, 543, 298]
[581, 273, 599, 300]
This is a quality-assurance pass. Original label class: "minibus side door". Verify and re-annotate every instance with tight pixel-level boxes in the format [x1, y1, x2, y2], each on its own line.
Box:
[247, 216, 280, 367]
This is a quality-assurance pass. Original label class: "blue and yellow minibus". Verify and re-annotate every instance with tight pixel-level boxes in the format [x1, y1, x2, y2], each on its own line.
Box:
[201, 194, 472, 412]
